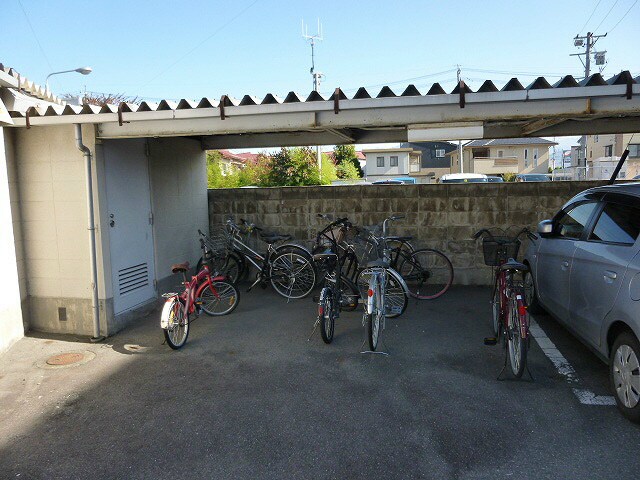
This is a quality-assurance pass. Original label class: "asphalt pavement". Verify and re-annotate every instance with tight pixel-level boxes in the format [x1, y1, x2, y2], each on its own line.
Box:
[0, 286, 638, 479]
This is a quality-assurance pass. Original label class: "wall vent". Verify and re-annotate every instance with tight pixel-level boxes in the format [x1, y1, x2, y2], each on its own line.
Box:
[118, 263, 149, 295]
[58, 307, 67, 321]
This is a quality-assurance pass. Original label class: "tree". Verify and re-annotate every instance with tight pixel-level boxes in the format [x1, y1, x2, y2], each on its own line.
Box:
[333, 144, 363, 178]
[62, 91, 139, 106]
[268, 147, 322, 186]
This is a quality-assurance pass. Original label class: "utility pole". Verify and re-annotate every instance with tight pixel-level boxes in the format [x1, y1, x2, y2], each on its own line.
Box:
[456, 66, 463, 173]
[571, 32, 607, 78]
[571, 32, 607, 172]
[303, 20, 324, 176]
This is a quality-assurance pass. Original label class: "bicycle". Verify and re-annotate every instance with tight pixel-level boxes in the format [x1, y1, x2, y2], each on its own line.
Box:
[224, 218, 316, 299]
[356, 216, 411, 351]
[196, 229, 242, 283]
[473, 227, 538, 378]
[379, 227, 454, 301]
[160, 262, 240, 349]
[310, 217, 361, 344]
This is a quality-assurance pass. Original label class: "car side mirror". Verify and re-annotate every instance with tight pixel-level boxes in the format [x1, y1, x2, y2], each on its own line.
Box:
[537, 219, 554, 237]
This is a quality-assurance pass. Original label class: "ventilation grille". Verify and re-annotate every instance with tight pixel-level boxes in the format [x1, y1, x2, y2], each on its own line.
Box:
[118, 263, 149, 295]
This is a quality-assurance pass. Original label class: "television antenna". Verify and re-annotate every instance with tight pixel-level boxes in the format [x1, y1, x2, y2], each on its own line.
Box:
[302, 19, 324, 92]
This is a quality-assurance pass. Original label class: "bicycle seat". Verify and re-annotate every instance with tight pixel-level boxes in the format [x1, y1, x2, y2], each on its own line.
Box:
[500, 258, 528, 273]
[171, 262, 190, 274]
[388, 236, 413, 242]
[366, 259, 390, 269]
[259, 233, 292, 244]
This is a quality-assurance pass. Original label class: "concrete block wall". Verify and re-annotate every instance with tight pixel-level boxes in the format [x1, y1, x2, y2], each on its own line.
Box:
[208, 181, 607, 285]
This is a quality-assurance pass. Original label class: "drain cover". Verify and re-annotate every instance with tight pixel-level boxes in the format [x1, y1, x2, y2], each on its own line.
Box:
[46, 352, 85, 366]
[37, 350, 96, 369]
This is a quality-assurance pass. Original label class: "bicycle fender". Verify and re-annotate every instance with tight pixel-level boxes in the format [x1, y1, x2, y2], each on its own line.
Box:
[160, 295, 178, 329]
[386, 267, 410, 295]
[276, 242, 312, 257]
[366, 277, 375, 314]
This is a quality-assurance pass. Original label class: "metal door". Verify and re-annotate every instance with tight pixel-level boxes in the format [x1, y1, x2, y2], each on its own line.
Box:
[535, 237, 576, 322]
[104, 139, 156, 314]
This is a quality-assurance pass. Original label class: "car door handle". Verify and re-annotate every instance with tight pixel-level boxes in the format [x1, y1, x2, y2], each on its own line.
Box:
[604, 271, 617, 283]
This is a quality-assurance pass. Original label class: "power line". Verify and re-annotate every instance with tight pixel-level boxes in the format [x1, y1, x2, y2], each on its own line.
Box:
[594, 0, 621, 31]
[464, 67, 569, 77]
[579, 0, 603, 33]
[17, 0, 53, 71]
[341, 69, 458, 93]
[608, 0, 639, 33]
[140, 0, 261, 89]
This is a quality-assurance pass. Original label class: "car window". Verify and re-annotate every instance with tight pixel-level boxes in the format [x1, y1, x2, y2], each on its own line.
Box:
[589, 202, 640, 245]
[555, 202, 599, 239]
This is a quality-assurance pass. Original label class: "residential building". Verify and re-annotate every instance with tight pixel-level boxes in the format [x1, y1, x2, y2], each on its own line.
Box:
[585, 133, 640, 179]
[448, 138, 556, 176]
[215, 150, 259, 175]
[400, 141, 456, 181]
[363, 148, 424, 182]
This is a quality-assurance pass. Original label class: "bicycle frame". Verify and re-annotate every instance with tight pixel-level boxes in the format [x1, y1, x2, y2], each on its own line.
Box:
[176, 266, 225, 318]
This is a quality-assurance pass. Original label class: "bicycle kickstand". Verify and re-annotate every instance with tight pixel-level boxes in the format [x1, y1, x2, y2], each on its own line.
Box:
[496, 350, 508, 381]
[307, 318, 320, 342]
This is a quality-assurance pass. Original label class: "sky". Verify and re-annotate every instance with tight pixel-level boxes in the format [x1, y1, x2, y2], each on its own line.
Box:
[3, 0, 639, 154]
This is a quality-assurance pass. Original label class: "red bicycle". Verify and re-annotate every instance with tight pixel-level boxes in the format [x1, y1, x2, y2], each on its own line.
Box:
[473, 228, 537, 378]
[160, 262, 239, 349]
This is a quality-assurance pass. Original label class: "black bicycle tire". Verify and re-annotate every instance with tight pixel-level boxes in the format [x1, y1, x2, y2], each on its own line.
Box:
[398, 248, 453, 300]
[318, 287, 335, 344]
[163, 298, 189, 350]
[507, 292, 527, 378]
[200, 280, 240, 316]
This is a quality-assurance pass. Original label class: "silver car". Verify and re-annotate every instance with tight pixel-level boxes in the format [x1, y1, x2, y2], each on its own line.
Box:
[524, 183, 640, 422]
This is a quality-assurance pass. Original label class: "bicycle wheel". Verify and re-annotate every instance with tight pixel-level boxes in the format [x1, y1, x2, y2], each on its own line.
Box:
[491, 285, 501, 338]
[340, 276, 360, 312]
[197, 252, 242, 284]
[365, 309, 383, 351]
[398, 248, 453, 300]
[269, 249, 317, 299]
[200, 280, 240, 316]
[357, 268, 408, 319]
[163, 298, 189, 349]
[507, 292, 527, 378]
[318, 287, 335, 344]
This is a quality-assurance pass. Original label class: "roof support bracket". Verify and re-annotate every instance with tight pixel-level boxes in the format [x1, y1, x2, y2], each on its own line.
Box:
[117, 103, 129, 126]
[25, 106, 35, 129]
[627, 78, 633, 100]
[334, 88, 341, 114]
[458, 81, 466, 108]
[220, 95, 227, 120]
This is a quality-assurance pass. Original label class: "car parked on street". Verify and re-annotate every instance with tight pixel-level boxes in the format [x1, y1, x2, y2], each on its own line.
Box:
[516, 173, 549, 182]
[486, 176, 504, 183]
[523, 182, 640, 422]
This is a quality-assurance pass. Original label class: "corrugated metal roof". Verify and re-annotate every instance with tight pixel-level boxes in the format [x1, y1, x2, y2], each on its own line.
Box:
[1, 63, 636, 120]
[466, 138, 558, 147]
[0, 63, 64, 105]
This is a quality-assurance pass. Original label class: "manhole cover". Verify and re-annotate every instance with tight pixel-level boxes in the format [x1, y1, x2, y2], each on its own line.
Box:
[46, 353, 85, 366]
[37, 351, 96, 369]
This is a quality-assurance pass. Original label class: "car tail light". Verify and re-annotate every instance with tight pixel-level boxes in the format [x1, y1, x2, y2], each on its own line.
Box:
[368, 289, 374, 297]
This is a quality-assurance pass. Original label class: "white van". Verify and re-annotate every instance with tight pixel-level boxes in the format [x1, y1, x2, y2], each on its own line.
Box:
[439, 173, 489, 184]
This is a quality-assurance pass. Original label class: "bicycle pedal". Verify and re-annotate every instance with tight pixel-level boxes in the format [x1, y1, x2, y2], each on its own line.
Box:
[312, 295, 320, 302]
[484, 337, 498, 346]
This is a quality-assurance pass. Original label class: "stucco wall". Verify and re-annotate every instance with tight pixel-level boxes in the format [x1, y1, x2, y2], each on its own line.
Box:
[208, 181, 607, 285]
[0, 127, 26, 353]
[148, 137, 208, 293]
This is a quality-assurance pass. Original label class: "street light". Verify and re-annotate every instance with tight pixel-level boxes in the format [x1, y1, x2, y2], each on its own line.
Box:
[45, 66, 92, 92]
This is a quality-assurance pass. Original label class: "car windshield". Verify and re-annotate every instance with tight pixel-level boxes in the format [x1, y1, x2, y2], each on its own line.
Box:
[520, 175, 549, 182]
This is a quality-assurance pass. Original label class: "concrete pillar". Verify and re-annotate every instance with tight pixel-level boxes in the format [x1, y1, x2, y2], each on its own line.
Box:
[0, 127, 25, 354]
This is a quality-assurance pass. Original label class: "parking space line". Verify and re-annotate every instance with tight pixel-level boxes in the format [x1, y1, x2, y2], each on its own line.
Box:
[529, 319, 616, 406]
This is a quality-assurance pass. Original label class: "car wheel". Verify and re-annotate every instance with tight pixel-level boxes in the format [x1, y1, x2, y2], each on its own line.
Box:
[610, 331, 640, 423]
[523, 270, 543, 314]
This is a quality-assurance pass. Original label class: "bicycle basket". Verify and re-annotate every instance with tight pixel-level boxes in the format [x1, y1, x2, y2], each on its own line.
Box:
[203, 227, 231, 256]
[352, 229, 386, 265]
[481, 237, 520, 266]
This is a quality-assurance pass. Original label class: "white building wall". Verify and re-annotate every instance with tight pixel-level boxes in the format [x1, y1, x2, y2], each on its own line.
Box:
[0, 127, 25, 353]
[148, 137, 208, 292]
[365, 151, 410, 179]
[12, 124, 98, 335]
